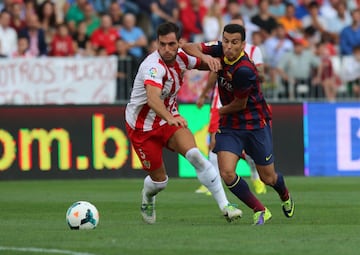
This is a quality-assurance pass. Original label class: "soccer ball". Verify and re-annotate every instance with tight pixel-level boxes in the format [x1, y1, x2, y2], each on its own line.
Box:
[66, 201, 99, 230]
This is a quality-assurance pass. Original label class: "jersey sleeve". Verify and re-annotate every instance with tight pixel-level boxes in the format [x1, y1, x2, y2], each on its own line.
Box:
[178, 49, 201, 69]
[143, 63, 166, 89]
[233, 66, 257, 99]
[251, 47, 264, 66]
[200, 41, 223, 58]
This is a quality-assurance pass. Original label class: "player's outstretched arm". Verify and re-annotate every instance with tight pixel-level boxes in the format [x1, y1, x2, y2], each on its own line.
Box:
[182, 43, 221, 72]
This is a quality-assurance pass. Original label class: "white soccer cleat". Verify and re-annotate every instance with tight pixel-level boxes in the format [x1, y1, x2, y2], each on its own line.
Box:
[222, 204, 243, 222]
[141, 189, 156, 224]
[140, 203, 156, 224]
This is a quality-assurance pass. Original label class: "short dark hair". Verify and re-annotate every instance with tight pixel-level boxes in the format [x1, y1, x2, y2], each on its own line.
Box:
[157, 22, 181, 41]
[223, 24, 246, 42]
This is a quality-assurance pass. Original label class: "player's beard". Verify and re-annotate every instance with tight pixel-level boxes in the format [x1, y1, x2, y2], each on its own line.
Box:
[162, 53, 177, 65]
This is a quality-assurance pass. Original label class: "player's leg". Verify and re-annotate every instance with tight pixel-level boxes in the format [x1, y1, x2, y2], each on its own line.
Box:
[168, 127, 242, 221]
[195, 134, 218, 195]
[249, 124, 295, 218]
[140, 166, 169, 224]
[244, 153, 267, 194]
[256, 163, 294, 218]
[126, 124, 168, 224]
[217, 150, 271, 225]
[215, 129, 272, 225]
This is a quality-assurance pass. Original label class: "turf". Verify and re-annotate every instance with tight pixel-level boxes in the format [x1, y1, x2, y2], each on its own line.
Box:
[0, 177, 359, 255]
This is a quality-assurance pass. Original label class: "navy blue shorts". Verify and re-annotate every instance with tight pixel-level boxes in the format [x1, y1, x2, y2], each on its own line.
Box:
[213, 124, 274, 165]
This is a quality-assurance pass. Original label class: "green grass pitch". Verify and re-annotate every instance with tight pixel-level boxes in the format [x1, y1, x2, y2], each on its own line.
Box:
[0, 177, 359, 255]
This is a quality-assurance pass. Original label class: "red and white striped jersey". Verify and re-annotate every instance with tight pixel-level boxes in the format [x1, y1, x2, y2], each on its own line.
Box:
[125, 49, 200, 131]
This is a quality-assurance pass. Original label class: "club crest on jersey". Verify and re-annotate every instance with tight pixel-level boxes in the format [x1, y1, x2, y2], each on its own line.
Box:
[149, 67, 157, 78]
[204, 41, 219, 46]
[225, 71, 232, 81]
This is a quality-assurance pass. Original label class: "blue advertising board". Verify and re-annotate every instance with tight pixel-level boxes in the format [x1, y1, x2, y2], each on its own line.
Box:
[305, 102, 360, 176]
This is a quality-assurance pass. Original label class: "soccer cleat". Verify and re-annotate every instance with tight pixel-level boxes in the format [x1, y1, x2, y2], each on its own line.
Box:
[253, 207, 272, 225]
[195, 185, 211, 196]
[222, 204, 243, 222]
[252, 179, 267, 194]
[282, 195, 295, 218]
[141, 203, 156, 224]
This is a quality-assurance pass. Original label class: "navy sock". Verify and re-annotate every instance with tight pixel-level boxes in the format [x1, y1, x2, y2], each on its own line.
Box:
[271, 173, 289, 201]
[227, 175, 265, 212]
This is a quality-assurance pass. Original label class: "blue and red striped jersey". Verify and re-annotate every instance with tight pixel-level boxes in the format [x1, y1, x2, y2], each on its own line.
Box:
[201, 41, 272, 130]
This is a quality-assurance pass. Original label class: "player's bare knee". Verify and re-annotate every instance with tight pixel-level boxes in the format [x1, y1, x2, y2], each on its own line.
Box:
[260, 174, 277, 186]
[220, 170, 236, 185]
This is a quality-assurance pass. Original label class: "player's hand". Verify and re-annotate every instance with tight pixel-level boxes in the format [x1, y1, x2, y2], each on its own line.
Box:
[202, 55, 222, 72]
[167, 116, 188, 128]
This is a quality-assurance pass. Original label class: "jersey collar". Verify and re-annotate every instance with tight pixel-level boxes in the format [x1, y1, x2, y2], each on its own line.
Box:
[224, 51, 245, 65]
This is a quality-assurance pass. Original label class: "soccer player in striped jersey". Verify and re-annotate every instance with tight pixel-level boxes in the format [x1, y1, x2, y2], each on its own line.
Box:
[182, 24, 295, 225]
[125, 22, 242, 224]
[195, 16, 267, 196]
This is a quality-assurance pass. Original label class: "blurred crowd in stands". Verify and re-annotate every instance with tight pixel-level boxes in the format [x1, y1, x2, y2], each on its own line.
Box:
[0, 0, 360, 101]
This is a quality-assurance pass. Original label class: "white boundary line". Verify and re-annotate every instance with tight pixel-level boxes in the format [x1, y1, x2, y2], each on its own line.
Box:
[0, 246, 97, 255]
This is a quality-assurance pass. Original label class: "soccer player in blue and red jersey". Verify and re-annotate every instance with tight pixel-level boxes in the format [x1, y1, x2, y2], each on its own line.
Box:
[182, 24, 295, 225]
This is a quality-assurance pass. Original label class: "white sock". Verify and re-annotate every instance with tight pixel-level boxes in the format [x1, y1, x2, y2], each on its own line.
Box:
[185, 147, 229, 210]
[142, 175, 168, 204]
[209, 151, 219, 174]
[245, 154, 260, 180]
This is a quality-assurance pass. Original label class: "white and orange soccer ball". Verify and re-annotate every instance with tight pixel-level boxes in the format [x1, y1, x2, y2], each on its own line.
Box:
[66, 201, 99, 230]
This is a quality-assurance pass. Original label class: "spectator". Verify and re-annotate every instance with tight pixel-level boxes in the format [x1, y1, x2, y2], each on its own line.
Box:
[295, 0, 313, 20]
[278, 3, 303, 39]
[240, 0, 259, 22]
[326, 0, 351, 43]
[119, 12, 147, 62]
[72, 20, 93, 56]
[263, 23, 294, 88]
[83, 2, 100, 36]
[114, 39, 137, 101]
[251, 0, 278, 39]
[341, 45, 360, 98]
[180, 0, 207, 42]
[1, 0, 13, 13]
[277, 38, 320, 98]
[0, 10, 18, 57]
[108, 1, 123, 29]
[269, 0, 286, 18]
[301, 1, 327, 42]
[202, 1, 224, 41]
[320, 0, 340, 21]
[91, 0, 112, 14]
[339, 8, 360, 55]
[118, 0, 140, 15]
[150, 0, 179, 34]
[313, 41, 338, 101]
[223, 0, 241, 24]
[24, 0, 37, 20]
[9, 2, 27, 33]
[37, 0, 57, 45]
[19, 13, 47, 56]
[49, 23, 75, 56]
[65, 0, 87, 27]
[90, 13, 119, 55]
[11, 35, 35, 58]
